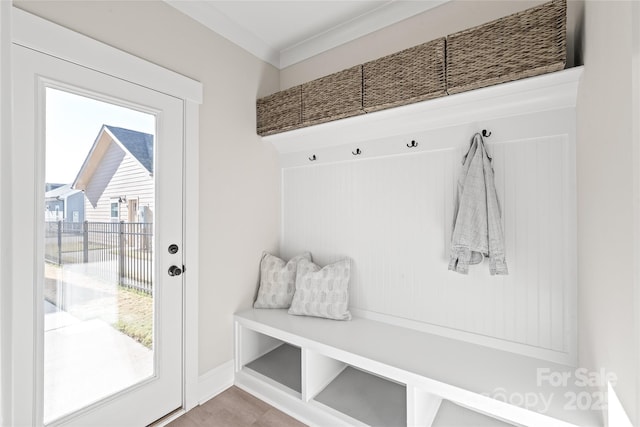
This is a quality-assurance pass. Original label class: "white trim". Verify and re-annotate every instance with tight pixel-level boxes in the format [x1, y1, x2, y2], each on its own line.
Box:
[164, 0, 279, 68]
[265, 67, 583, 156]
[0, 2, 12, 426]
[633, 1, 640, 425]
[198, 361, 234, 405]
[163, 0, 448, 70]
[279, 0, 449, 69]
[183, 99, 200, 411]
[149, 409, 187, 427]
[34, 77, 47, 427]
[11, 8, 202, 104]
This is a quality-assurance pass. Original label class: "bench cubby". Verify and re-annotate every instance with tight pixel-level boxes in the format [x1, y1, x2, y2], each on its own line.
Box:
[313, 366, 406, 427]
[245, 343, 302, 395]
[235, 327, 302, 397]
[432, 401, 514, 426]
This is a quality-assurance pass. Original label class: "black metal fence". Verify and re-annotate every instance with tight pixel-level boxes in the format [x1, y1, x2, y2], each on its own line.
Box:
[45, 221, 154, 294]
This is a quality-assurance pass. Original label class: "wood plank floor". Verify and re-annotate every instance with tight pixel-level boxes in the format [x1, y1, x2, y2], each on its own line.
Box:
[167, 386, 307, 427]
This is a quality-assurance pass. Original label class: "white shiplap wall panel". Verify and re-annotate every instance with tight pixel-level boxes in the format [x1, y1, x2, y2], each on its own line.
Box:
[274, 70, 581, 365]
[282, 128, 573, 363]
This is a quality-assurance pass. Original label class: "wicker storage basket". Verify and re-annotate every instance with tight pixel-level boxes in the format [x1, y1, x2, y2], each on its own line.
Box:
[256, 85, 302, 136]
[363, 38, 446, 112]
[446, 0, 566, 95]
[302, 65, 364, 126]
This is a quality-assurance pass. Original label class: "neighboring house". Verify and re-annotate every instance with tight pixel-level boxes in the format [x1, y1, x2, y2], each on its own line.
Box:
[45, 182, 65, 192]
[44, 183, 84, 222]
[73, 125, 154, 224]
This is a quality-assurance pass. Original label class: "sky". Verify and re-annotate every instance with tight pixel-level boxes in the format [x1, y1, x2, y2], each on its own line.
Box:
[45, 88, 156, 184]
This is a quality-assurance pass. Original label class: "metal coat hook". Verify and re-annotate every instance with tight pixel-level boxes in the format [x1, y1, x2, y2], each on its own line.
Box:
[309, 154, 317, 161]
[407, 140, 418, 148]
[352, 148, 362, 155]
[463, 131, 493, 164]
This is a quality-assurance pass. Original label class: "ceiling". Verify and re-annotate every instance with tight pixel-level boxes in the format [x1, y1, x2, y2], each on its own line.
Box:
[165, 0, 449, 69]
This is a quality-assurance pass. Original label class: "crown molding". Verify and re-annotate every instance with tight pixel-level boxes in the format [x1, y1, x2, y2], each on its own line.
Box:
[279, 0, 448, 69]
[164, 1, 449, 70]
[165, 0, 280, 68]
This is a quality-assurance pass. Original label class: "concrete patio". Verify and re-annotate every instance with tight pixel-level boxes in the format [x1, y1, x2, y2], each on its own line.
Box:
[44, 300, 153, 423]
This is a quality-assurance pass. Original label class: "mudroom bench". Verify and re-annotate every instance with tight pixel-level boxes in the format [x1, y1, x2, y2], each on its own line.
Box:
[234, 308, 600, 427]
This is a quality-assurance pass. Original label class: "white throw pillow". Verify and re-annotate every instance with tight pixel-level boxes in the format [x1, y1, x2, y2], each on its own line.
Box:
[254, 252, 312, 309]
[288, 258, 352, 321]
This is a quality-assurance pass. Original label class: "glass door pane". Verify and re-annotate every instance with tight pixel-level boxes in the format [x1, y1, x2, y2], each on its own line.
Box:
[44, 88, 156, 423]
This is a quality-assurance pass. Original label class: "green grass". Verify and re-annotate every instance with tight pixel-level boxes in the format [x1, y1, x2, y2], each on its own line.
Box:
[113, 288, 153, 348]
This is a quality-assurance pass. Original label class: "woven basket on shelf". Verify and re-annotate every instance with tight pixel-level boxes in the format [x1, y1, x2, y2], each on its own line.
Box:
[256, 85, 302, 136]
[363, 38, 446, 113]
[446, 0, 566, 95]
[302, 65, 364, 126]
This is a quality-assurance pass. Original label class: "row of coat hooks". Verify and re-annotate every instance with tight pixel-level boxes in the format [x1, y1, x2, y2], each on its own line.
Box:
[308, 129, 491, 162]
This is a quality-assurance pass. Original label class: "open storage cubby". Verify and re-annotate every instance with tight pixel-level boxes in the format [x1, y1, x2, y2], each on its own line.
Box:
[245, 343, 301, 394]
[313, 366, 407, 427]
[432, 401, 514, 427]
[300, 347, 407, 426]
[235, 326, 302, 397]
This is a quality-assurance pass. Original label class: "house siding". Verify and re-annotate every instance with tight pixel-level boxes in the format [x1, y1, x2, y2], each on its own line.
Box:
[84, 141, 154, 223]
[65, 192, 85, 223]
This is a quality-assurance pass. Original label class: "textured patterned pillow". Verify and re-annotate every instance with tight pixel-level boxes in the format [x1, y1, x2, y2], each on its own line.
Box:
[254, 252, 312, 309]
[288, 258, 352, 321]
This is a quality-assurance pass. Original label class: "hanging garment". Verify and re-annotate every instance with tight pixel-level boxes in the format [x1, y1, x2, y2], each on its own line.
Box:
[449, 133, 508, 275]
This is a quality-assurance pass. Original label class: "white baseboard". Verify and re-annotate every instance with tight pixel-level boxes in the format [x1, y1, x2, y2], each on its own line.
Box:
[198, 360, 234, 404]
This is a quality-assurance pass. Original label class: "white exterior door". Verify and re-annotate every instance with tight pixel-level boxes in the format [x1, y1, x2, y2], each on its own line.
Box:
[12, 43, 184, 426]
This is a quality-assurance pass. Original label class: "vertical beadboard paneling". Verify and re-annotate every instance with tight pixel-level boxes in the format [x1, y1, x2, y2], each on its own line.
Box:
[282, 131, 572, 360]
[552, 136, 568, 352]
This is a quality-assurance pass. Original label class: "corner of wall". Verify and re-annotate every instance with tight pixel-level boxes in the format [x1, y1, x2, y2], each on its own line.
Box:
[568, 0, 585, 67]
[576, 1, 637, 424]
[198, 360, 234, 405]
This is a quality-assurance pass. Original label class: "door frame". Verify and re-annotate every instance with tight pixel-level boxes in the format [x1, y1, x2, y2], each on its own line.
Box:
[3, 8, 202, 426]
[634, 1, 640, 425]
[0, 2, 13, 424]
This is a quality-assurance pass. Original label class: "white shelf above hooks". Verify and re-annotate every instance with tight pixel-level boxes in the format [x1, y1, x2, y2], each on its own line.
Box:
[263, 67, 583, 164]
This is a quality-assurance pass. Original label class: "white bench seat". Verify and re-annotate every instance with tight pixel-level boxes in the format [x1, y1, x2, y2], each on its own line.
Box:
[234, 308, 601, 427]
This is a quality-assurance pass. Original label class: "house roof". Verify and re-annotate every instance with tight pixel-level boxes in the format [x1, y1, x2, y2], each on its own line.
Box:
[45, 183, 82, 200]
[73, 125, 154, 191]
[104, 125, 154, 174]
